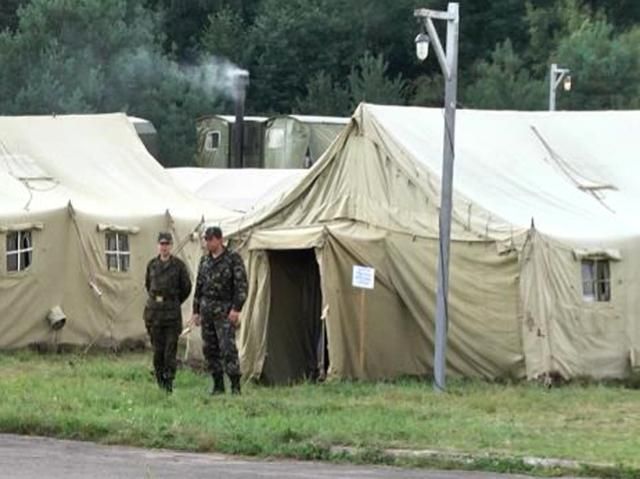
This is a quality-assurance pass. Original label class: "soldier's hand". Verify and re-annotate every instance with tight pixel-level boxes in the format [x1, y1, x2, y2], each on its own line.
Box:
[191, 314, 201, 327]
[228, 310, 240, 328]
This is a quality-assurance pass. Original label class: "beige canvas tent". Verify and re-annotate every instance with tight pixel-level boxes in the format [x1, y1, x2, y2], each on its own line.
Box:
[221, 103, 640, 384]
[0, 113, 235, 350]
[168, 167, 305, 213]
[263, 115, 348, 169]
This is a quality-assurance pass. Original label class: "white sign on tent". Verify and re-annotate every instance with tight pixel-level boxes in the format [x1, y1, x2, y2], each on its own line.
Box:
[352, 265, 375, 290]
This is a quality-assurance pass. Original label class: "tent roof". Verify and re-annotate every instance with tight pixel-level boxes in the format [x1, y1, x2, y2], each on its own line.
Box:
[168, 167, 305, 213]
[0, 113, 235, 221]
[196, 115, 346, 128]
[198, 115, 268, 124]
[0, 170, 30, 214]
[368, 105, 640, 240]
[127, 116, 157, 135]
[284, 115, 349, 125]
[226, 104, 640, 243]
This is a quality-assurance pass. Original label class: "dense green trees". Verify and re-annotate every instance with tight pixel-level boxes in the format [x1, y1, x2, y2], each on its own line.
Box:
[464, 40, 546, 110]
[0, 0, 225, 165]
[1, 0, 639, 166]
[556, 18, 640, 110]
[0, 0, 27, 32]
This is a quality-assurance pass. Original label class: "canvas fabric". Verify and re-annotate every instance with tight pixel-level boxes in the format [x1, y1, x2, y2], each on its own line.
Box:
[0, 113, 236, 350]
[211, 104, 640, 382]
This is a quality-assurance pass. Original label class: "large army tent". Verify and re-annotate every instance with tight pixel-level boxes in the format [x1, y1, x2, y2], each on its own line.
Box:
[168, 167, 306, 213]
[0, 113, 235, 350]
[263, 115, 348, 169]
[223, 103, 640, 384]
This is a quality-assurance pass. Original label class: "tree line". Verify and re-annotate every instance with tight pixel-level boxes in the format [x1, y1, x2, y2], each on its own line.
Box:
[1, 0, 639, 165]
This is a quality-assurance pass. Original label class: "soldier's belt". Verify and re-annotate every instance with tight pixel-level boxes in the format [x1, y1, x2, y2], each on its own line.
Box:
[150, 294, 177, 303]
[201, 296, 232, 303]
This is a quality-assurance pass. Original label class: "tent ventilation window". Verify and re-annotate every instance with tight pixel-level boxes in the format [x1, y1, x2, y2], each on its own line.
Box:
[581, 259, 610, 302]
[6, 230, 33, 272]
[105, 232, 130, 273]
[205, 131, 221, 151]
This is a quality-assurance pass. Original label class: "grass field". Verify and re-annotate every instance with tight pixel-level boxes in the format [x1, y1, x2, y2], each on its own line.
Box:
[0, 351, 638, 477]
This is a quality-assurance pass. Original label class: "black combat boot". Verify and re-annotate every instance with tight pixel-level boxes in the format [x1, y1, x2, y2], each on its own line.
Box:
[155, 371, 165, 390]
[210, 374, 225, 395]
[163, 375, 173, 394]
[230, 375, 241, 395]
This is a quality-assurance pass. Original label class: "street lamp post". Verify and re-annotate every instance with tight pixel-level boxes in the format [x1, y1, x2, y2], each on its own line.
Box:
[549, 63, 571, 111]
[414, 2, 459, 392]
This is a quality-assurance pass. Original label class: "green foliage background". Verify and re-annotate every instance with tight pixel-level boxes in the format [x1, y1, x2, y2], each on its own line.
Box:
[1, 0, 639, 165]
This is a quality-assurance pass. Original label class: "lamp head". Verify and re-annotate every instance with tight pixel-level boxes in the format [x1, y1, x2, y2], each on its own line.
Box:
[415, 32, 430, 61]
[563, 74, 572, 91]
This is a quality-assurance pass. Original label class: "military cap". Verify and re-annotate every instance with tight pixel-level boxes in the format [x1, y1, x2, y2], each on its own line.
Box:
[204, 226, 223, 240]
[157, 232, 173, 243]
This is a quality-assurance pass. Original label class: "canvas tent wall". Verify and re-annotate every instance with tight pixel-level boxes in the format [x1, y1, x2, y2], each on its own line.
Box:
[369, 106, 640, 381]
[221, 104, 640, 384]
[168, 167, 306, 213]
[263, 115, 348, 169]
[196, 115, 267, 168]
[0, 113, 235, 350]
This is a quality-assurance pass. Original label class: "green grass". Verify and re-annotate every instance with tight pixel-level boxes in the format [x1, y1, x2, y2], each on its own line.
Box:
[0, 351, 638, 477]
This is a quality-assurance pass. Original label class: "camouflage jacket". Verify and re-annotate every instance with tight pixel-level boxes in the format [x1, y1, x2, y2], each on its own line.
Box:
[144, 255, 192, 310]
[192, 248, 248, 314]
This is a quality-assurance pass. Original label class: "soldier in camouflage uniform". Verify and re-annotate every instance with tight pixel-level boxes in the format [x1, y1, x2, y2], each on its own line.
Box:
[144, 232, 192, 393]
[192, 226, 248, 395]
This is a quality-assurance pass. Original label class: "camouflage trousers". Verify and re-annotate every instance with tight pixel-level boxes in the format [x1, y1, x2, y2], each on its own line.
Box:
[200, 301, 240, 377]
[144, 307, 181, 383]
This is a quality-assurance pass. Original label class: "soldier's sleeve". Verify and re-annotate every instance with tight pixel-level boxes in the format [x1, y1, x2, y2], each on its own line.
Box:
[192, 256, 205, 314]
[144, 260, 151, 293]
[178, 260, 192, 304]
[231, 252, 248, 312]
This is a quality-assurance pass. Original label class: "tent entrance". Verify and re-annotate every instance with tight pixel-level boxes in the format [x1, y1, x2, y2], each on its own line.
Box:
[262, 249, 325, 384]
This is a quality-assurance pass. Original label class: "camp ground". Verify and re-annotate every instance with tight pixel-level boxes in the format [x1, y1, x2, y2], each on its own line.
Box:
[3, 107, 640, 387]
[0, 113, 236, 350]
[195, 115, 268, 168]
[215, 103, 640, 385]
[263, 115, 349, 168]
[168, 167, 306, 213]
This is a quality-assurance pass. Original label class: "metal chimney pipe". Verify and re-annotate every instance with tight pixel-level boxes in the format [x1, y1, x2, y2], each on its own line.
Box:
[233, 70, 249, 168]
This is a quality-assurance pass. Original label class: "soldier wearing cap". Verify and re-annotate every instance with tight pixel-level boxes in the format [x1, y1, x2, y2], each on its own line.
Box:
[191, 226, 248, 395]
[144, 232, 192, 393]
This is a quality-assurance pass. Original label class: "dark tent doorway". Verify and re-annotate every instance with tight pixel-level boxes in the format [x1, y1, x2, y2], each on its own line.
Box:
[262, 249, 325, 384]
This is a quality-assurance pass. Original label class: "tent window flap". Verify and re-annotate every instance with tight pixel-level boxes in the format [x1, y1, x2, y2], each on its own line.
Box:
[97, 224, 139, 234]
[572, 248, 621, 261]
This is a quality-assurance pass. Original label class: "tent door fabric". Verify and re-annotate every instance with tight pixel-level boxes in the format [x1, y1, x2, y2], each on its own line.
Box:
[262, 249, 323, 384]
